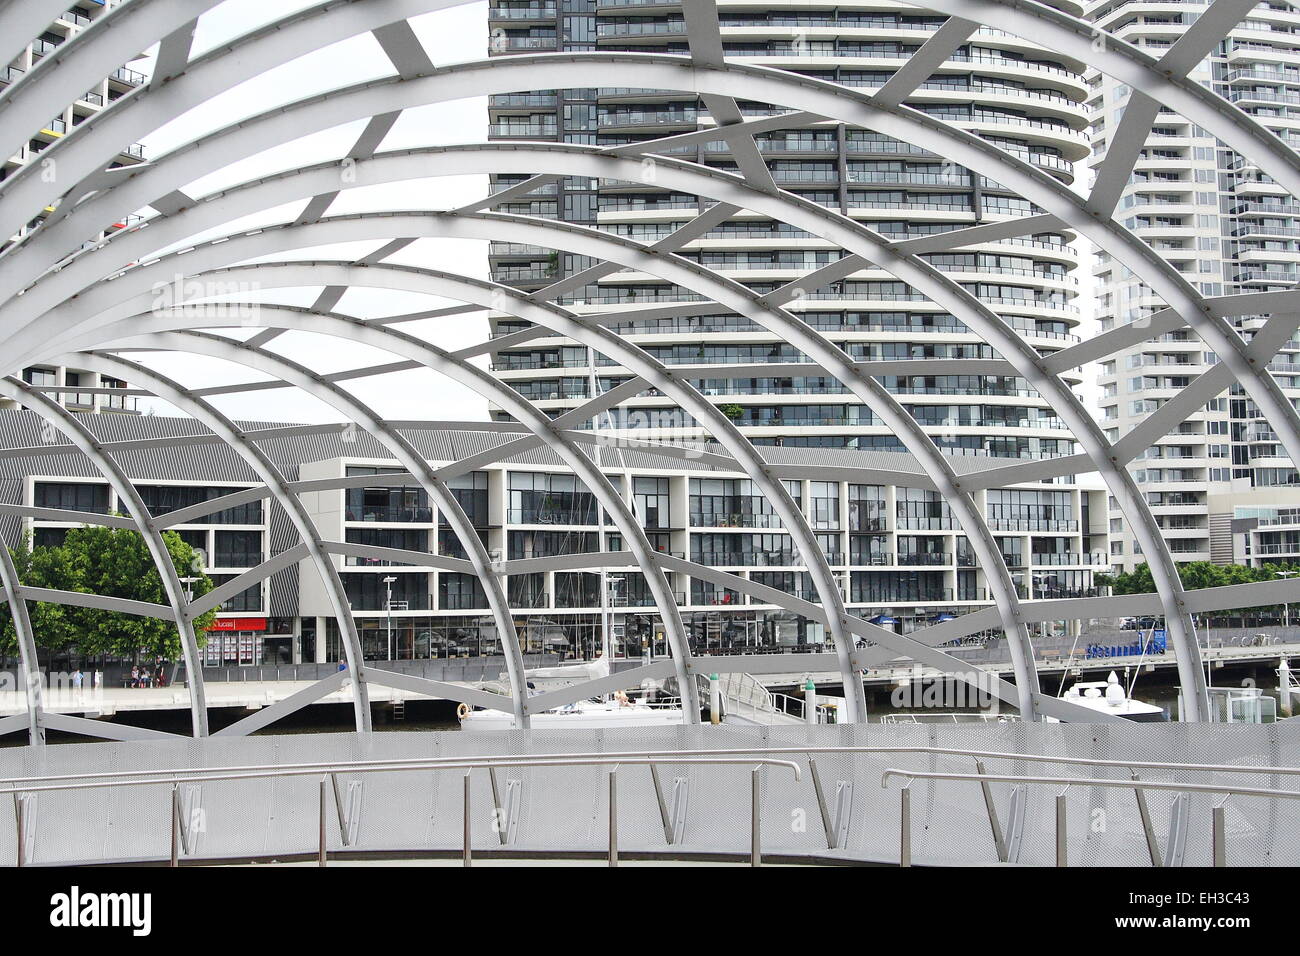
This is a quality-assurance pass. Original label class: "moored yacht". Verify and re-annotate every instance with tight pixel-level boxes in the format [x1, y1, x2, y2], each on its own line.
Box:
[1055, 671, 1167, 722]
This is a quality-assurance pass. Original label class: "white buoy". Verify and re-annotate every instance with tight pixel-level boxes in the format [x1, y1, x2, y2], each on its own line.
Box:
[804, 677, 817, 725]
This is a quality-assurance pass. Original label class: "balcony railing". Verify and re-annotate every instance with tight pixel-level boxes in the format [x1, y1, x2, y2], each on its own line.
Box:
[508, 508, 600, 525]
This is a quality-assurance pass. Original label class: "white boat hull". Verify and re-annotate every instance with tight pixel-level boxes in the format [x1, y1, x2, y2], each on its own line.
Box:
[460, 700, 684, 731]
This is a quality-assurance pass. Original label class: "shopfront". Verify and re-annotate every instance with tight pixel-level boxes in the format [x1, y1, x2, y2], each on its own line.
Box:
[202, 617, 270, 666]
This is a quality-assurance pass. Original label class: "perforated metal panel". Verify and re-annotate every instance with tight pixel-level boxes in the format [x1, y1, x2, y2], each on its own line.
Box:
[0, 723, 1296, 866]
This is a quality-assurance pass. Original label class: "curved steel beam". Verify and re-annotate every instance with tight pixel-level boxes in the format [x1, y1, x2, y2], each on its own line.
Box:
[0, 0, 469, 249]
[50, 253, 877, 716]
[1, 15, 1293, 502]
[31, 193, 1200, 717]
[73, 301, 1125, 724]
[912, 0, 1300, 198]
[50, 238, 1045, 719]
[5, 0, 1298, 262]
[55, 296, 1151, 724]
[5, 54, 1296, 554]
[0, 0, 221, 179]
[0, 20, 1289, 717]
[40, 357, 373, 733]
[0, 2, 75, 74]
[5, 137, 1219, 713]
[66, 308, 704, 719]
[0, 377, 208, 735]
[0, 63, 1289, 691]
[0, 538, 42, 745]
[0, 54, 1219, 330]
[107, 328, 532, 728]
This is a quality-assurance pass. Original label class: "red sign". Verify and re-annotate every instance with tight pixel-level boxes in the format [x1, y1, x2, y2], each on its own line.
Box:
[205, 617, 268, 632]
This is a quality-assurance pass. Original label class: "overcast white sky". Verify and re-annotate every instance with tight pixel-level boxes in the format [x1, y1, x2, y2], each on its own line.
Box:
[128, 0, 495, 424]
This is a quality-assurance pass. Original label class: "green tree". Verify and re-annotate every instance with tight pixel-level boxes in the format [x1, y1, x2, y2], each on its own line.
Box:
[1099, 560, 1300, 623]
[0, 535, 81, 661]
[719, 403, 745, 421]
[0, 526, 216, 663]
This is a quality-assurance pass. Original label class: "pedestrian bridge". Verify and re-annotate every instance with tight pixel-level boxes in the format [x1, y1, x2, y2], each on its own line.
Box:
[1, 722, 1295, 867]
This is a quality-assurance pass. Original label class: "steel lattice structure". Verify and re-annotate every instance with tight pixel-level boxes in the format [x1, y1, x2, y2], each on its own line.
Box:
[1, 0, 1298, 742]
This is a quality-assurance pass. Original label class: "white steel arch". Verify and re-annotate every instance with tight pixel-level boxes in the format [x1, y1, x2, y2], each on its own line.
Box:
[3, 51, 1298, 563]
[0, 377, 209, 736]
[46, 248, 1106, 722]
[0, 0, 1298, 733]
[3, 0, 1298, 257]
[65, 309, 710, 716]
[0, 539, 42, 745]
[47, 352, 377, 732]
[2, 137, 1223, 716]
[87, 331, 537, 728]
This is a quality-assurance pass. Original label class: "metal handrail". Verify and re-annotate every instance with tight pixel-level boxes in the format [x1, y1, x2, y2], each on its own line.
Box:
[881, 768, 1300, 868]
[0, 754, 800, 796]
[4, 743, 1294, 789]
[6, 743, 1297, 867]
[881, 767, 1300, 801]
[6, 753, 801, 869]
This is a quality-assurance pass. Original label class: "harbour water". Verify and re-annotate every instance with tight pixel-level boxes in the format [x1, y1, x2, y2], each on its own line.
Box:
[2, 658, 1285, 744]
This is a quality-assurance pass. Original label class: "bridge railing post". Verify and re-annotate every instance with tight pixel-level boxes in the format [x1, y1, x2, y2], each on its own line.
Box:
[899, 782, 912, 867]
[1055, 787, 1068, 867]
[608, 766, 618, 867]
[1131, 771, 1161, 866]
[649, 763, 673, 845]
[809, 757, 836, 849]
[14, 792, 24, 868]
[170, 783, 180, 868]
[318, 777, 327, 867]
[1213, 797, 1229, 867]
[463, 769, 472, 867]
[975, 758, 1007, 861]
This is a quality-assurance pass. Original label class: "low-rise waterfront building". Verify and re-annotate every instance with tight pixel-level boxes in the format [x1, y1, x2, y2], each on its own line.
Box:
[0, 409, 1110, 669]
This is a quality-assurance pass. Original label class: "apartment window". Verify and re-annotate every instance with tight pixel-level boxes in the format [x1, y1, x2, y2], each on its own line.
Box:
[509, 472, 597, 524]
[848, 484, 886, 532]
[136, 485, 263, 524]
[443, 472, 488, 527]
[32, 527, 67, 548]
[440, 573, 486, 610]
[213, 530, 262, 568]
[346, 528, 427, 564]
[33, 481, 109, 514]
[342, 573, 428, 610]
[634, 477, 670, 529]
[508, 530, 598, 560]
[208, 574, 262, 612]
[690, 478, 792, 529]
[809, 481, 840, 530]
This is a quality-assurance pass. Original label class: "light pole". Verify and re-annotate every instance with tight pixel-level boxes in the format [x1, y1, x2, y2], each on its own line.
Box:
[1276, 570, 1297, 630]
[179, 576, 201, 682]
[383, 576, 397, 661]
[606, 575, 624, 660]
